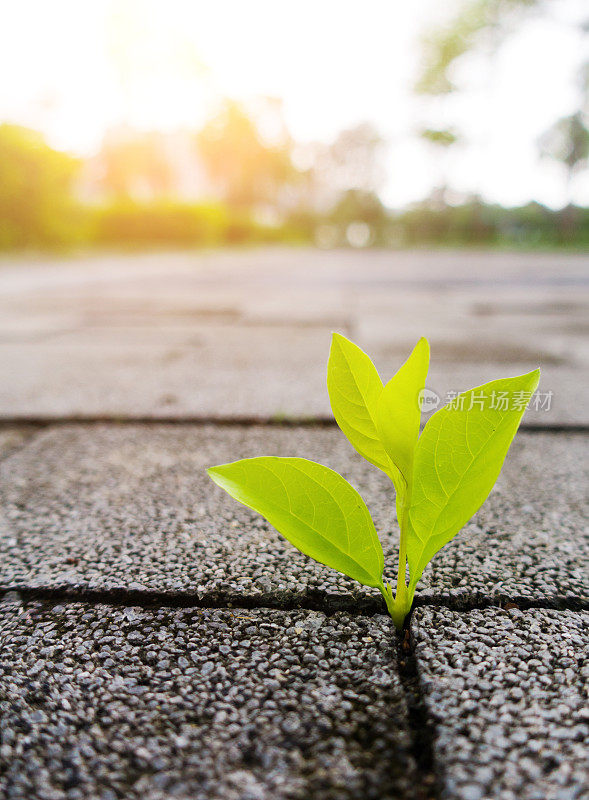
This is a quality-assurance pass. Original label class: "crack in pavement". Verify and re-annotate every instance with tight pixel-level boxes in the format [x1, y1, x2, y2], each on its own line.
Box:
[1, 584, 586, 616]
[0, 418, 585, 800]
[1, 587, 586, 800]
[397, 617, 442, 800]
[0, 417, 588, 433]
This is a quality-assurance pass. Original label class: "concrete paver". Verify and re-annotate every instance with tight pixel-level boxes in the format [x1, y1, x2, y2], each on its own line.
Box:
[412, 607, 588, 800]
[1, 249, 587, 423]
[1, 248, 587, 798]
[0, 595, 416, 800]
[0, 425, 586, 606]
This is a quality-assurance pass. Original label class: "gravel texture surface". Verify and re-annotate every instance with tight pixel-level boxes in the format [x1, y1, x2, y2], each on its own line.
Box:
[0, 595, 416, 800]
[412, 607, 589, 800]
[0, 426, 37, 461]
[1, 248, 587, 800]
[0, 425, 586, 605]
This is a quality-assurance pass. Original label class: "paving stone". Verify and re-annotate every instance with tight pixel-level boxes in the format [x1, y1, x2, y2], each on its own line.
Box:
[0, 595, 415, 800]
[422, 431, 589, 605]
[0, 337, 580, 424]
[411, 607, 589, 800]
[0, 425, 586, 606]
[0, 249, 587, 423]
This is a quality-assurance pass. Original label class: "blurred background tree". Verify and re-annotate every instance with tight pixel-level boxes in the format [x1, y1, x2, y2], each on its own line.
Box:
[419, 128, 460, 205]
[0, 1, 587, 252]
[196, 98, 296, 213]
[296, 123, 385, 211]
[415, 0, 539, 96]
[95, 130, 178, 201]
[0, 124, 82, 248]
[539, 112, 589, 195]
[537, 58, 589, 238]
[538, 55, 589, 199]
[413, 0, 587, 236]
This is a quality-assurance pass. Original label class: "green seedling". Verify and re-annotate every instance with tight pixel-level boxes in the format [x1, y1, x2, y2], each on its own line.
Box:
[208, 334, 539, 629]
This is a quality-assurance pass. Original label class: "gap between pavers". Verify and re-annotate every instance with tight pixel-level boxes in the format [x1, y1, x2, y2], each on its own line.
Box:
[2, 593, 584, 800]
[0, 424, 587, 610]
[410, 606, 588, 800]
[0, 595, 425, 800]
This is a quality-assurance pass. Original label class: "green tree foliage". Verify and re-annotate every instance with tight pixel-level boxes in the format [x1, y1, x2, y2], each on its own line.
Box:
[93, 200, 288, 247]
[538, 108, 589, 236]
[539, 112, 589, 182]
[393, 199, 589, 248]
[419, 128, 459, 147]
[415, 0, 538, 95]
[0, 124, 81, 248]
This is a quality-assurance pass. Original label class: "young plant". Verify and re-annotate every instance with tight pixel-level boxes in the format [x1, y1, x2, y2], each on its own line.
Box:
[208, 334, 539, 629]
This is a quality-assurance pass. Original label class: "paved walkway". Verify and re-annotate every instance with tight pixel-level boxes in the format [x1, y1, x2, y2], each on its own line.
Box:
[1, 248, 587, 423]
[0, 249, 587, 800]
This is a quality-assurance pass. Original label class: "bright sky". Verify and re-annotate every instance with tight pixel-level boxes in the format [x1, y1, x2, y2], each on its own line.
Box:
[0, 0, 587, 208]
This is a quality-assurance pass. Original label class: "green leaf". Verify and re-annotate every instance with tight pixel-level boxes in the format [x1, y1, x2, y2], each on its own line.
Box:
[327, 333, 391, 476]
[376, 337, 430, 492]
[207, 456, 384, 587]
[407, 368, 540, 591]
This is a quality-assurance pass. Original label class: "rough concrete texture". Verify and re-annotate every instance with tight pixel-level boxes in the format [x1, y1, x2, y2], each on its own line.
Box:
[1, 247, 587, 800]
[0, 596, 417, 800]
[412, 607, 588, 800]
[0, 248, 587, 423]
[0, 426, 38, 461]
[0, 425, 586, 606]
